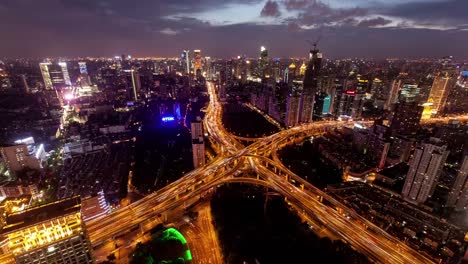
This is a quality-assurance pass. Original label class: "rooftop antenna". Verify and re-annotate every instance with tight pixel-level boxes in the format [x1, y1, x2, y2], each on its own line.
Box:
[306, 35, 322, 50]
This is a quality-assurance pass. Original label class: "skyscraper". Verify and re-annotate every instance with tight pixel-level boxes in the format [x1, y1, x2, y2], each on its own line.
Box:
[0, 196, 94, 264]
[181, 50, 190, 75]
[446, 156, 468, 210]
[130, 68, 141, 101]
[259, 46, 269, 78]
[285, 93, 300, 128]
[402, 138, 449, 203]
[384, 79, 401, 110]
[193, 49, 202, 76]
[39, 62, 53, 90]
[58, 62, 72, 86]
[191, 117, 205, 168]
[299, 46, 322, 124]
[426, 71, 456, 116]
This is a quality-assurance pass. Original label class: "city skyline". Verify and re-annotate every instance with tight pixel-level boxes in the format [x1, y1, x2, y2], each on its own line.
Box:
[0, 0, 467, 59]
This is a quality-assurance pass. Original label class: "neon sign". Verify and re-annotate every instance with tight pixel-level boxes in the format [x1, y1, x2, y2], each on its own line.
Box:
[162, 116, 175, 122]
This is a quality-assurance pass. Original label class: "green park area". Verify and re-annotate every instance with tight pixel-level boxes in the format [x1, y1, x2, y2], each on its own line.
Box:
[130, 227, 192, 264]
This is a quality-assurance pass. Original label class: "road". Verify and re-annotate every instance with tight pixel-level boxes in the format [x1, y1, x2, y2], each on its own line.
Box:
[82, 81, 467, 264]
[181, 203, 223, 264]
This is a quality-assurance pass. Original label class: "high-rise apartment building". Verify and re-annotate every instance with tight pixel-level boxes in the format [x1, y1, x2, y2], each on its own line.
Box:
[402, 138, 449, 203]
[390, 101, 423, 135]
[446, 156, 468, 210]
[191, 117, 205, 168]
[0, 196, 94, 264]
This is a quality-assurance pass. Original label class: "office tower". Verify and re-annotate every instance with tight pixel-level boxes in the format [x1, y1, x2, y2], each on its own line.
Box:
[191, 117, 205, 168]
[389, 101, 423, 135]
[312, 92, 327, 121]
[322, 95, 331, 115]
[285, 93, 300, 128]
[204, 57, 213, 80]
[193, 50, 202, 75]
[287, 63, 296, 86]
[78, 62, 88, 75]
[259, 46, 269, 78]
[399, 84, 420, 103]
[299, 62, 306, 76]
[0, 144, 40, 174]
[446, 156, 468, 210]
[384, 79, 401, 110]
[0, 196, 94, 264]
[356, 77, 369, 93]
[367, 121, 391, 169]
[39, 62, 53, 90]
[181, 50, 190, 75]
[299, 46, 322, 123]
[58, 62, 72, 86]
[370, 78, 384, 99]
[271, 58, 281, 82]
[130, 68, 141, 101]
[426, 71, 456, 116]
[402, 138, 449, 203]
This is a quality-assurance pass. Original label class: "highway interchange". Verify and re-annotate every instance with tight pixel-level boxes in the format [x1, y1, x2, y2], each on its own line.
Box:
[86, 81, 468, 263]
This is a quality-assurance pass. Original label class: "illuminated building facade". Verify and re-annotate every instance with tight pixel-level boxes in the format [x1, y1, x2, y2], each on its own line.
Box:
[193, 50, 202, 76]
[427, 72, 456, 116]
[446, 156, 468, 210]
[58, 62, 72, 86]
[0, 196, 94, 264]
[402, 138, 449, 204]
[78, 62, 88, 75]
[399, 84, 420, 103]
[181, 50, 190, 75]
[258, 46, 269, 78]
[39, 63, 53, 90]
[191, 117, 205, 168]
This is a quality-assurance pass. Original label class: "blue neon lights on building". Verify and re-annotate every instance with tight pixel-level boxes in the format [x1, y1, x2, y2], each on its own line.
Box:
[162, 116, 175, 122]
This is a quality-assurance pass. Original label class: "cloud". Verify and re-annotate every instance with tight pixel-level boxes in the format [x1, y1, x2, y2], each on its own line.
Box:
[0, 0, 466, 58]
[160, 28, 180, 35]
[283, 0, 311, 11]
[357, 17, 392, 27]
[261, 1, 281, 17]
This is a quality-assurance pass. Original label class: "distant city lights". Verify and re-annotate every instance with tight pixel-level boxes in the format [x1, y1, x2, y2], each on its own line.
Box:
[64, 93, 74, 101]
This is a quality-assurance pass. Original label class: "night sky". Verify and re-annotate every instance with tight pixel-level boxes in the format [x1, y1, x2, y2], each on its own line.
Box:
[0, 0, 467, 59]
